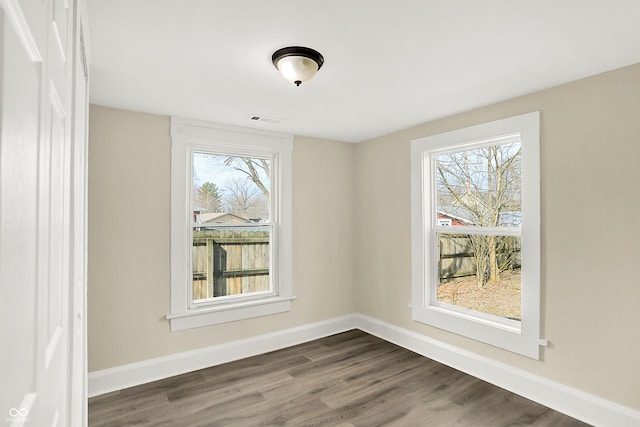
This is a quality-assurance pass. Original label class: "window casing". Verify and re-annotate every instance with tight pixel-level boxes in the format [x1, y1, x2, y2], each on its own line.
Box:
[168, 118, 294, 331]
[410, 112, 542, 359]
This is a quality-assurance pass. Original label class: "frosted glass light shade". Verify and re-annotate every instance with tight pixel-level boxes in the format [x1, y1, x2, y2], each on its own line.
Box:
[272, 46, 324, 87]
[275, 56, 319, 85]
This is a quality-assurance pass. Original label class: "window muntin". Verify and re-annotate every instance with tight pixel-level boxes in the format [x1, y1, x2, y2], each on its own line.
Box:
[411, 112, 541, 359]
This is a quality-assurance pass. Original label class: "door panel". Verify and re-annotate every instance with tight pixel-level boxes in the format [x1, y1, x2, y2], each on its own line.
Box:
[0, 4, 42, 420]
[52, 0, 69, 62]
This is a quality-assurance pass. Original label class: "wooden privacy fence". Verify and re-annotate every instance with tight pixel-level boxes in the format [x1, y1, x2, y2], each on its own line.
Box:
[439, 234, 521, 280]
[439, 235, 476, 279]
[192, 227, 270, 300]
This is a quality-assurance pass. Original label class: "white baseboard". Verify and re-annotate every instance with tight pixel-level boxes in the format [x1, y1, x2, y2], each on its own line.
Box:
[88, 313, 640, 427]
[354, 314, 640, 427]
[88, 314, 356, 398]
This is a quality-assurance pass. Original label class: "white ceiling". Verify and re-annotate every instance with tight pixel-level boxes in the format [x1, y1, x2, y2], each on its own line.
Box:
[88, 0, 640, 143]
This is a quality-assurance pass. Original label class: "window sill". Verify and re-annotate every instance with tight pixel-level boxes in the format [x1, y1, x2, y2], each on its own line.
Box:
[166, 295, 297, 331]
[411, 304, 543, 359]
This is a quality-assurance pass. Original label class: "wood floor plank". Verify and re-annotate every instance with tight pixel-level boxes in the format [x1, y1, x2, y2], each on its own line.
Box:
[89, 330, 591, 426]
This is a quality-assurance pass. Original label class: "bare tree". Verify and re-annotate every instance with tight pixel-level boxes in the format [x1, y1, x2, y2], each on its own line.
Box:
[223, 157, 270, 202]
[223, 175, 268, 219]
[436, 142, 521, 287]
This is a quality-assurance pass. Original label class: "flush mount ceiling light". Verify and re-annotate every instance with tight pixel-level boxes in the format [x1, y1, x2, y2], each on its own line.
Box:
[272, 46, 324, 87]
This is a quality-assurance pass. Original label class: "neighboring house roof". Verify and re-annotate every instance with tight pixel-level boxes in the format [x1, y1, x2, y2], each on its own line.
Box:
[199, 212, 250, 224]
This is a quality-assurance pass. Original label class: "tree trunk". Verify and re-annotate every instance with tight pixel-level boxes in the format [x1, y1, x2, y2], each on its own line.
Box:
[488, 235, 499, 284]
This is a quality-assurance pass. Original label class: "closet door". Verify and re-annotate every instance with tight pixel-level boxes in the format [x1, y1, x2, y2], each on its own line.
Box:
[0, 0, 86, 425]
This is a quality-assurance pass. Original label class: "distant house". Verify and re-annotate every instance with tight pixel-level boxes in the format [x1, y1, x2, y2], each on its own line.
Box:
[499, 212, 522, 227]
[437, 212, 467, 227]
[437, 208, 474, 226]
[199, 212, 251, 224]
[437, 208, 522, 227]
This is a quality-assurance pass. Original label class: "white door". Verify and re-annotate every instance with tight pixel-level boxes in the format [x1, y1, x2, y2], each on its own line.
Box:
[0, 0, 86, 425]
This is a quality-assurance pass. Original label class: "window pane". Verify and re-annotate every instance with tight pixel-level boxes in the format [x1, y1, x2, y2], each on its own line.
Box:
[437, 233, 521, 320]
[192, 225, 271, 300]
[192, 152, 271, 301]
[435, 141, 521, 227]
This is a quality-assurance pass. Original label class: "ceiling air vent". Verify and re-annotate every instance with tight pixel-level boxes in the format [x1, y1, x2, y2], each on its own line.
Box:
[248, 114, 281, 124]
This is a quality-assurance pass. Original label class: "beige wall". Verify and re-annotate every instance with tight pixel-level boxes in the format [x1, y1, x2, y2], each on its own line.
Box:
[354, 63, 640, 410]
[89, 62, 640, 411]
[88, 106, 355, 371]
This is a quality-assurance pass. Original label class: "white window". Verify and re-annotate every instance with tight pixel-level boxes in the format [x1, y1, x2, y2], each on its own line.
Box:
[410, 112, 542, 359]
[167, 118, 294, 331]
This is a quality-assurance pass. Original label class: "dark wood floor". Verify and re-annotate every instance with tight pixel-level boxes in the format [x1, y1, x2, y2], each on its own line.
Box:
[89, 330, 590, 426]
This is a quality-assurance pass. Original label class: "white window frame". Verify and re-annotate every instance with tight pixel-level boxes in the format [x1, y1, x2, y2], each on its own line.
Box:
[167, 118, 295, 331]
[410, 112, 543, 359]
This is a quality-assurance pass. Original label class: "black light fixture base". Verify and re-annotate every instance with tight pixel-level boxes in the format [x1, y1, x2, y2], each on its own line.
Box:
[271, 46, 325, 70]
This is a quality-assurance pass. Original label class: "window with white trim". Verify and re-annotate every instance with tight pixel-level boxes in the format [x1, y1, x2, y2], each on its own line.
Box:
[167, 118, 294, 331]
[410, 112, 543, 359]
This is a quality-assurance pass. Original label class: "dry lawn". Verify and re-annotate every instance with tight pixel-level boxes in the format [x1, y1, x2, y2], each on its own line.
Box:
[437, 270, 521, 320]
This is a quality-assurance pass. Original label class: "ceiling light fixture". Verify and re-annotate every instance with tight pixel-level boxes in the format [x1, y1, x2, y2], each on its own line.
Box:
[272, 46, 324, 87]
